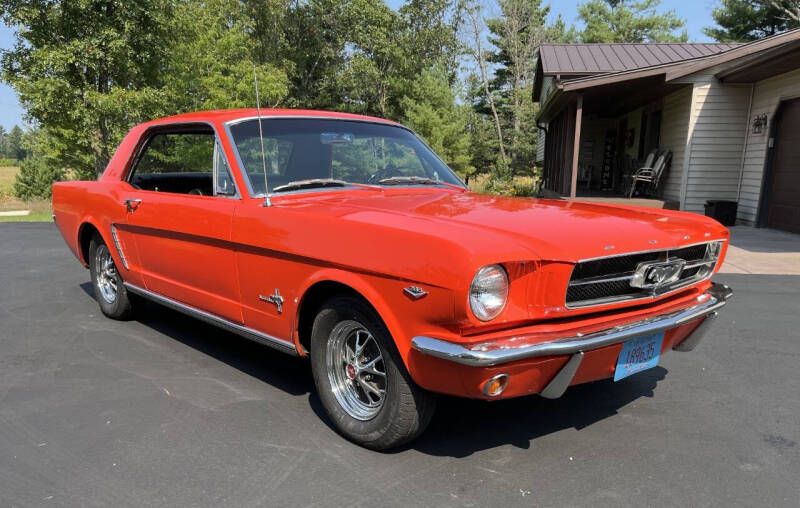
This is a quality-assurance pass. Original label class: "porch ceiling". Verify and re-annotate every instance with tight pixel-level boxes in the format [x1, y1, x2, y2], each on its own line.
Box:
[578, 75, 687, 117]
[538, 75, 688, 122]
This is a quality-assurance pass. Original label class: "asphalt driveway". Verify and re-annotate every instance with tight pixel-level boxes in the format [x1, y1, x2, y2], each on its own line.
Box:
[1, 223, 798, 507]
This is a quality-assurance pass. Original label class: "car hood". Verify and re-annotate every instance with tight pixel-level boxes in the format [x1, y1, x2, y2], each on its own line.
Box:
[284, 189, 728, 263]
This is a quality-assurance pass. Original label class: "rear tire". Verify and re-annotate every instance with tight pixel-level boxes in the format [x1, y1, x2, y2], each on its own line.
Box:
[89, 233, 135, 320]
[310, 296, 436, 450]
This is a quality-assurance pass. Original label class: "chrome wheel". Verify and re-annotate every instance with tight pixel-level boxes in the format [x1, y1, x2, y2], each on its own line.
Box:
[326, 321, 387, 421]
[94, 244, 118, 304]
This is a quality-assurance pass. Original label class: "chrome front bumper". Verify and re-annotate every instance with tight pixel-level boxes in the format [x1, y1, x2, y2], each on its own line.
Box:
[412, 283, 733, 368]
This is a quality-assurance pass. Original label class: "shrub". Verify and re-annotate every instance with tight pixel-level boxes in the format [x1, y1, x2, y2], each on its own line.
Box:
[13, 156, 65, 200]
[0, 158, 20, 167]
[478, 173, 539, 197]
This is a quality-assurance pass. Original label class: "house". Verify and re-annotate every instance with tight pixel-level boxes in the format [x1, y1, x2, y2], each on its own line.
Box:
[533, 29, 800, 234]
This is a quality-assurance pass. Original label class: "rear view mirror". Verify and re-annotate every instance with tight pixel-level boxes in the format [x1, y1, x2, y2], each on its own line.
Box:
[320, 132, 354, 145]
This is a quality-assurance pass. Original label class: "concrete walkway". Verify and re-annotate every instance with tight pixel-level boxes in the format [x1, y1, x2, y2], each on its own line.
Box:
[719, 226, 800, 275]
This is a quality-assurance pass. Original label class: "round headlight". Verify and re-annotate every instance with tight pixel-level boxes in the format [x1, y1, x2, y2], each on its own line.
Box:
[469, 264, 509, 321]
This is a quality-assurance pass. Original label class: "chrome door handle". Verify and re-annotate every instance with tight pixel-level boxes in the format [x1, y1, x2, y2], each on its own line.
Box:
[125, 198, 142, 213]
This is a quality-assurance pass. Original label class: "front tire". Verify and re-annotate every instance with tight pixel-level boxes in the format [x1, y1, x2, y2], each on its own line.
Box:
[310, 296, 436, 450]
[89, 234, 135, 320]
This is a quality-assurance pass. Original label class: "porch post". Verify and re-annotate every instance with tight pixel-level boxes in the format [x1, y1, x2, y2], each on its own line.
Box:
[570, 94, 583, 199]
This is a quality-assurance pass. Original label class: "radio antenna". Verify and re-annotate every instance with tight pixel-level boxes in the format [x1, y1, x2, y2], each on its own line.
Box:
[254, 65, 272, 207]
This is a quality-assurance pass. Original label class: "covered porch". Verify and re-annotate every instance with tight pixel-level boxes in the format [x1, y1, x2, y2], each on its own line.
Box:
[537, 74, 690, 205]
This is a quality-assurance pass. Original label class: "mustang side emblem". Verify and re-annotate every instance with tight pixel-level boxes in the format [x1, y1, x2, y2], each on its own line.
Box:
[259, 288, 284, 313]
[630, 259, 686, 291]
[403, 286, 428, 299]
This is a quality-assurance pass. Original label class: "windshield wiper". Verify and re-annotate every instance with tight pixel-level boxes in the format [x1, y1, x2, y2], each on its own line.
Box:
[272, 178, 349, 193]
[378, 176, 441, 186]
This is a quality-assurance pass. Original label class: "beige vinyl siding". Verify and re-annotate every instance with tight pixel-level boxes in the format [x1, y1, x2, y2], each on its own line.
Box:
[682, 74, 750, 214]
[658, 86, 691, 203]
[738, 68, 800, 224]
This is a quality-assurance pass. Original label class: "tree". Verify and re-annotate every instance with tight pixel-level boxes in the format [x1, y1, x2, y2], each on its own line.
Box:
[166, 0, 290, 111]
[761, 0, 800, 24]
[704, 0, 798, 41]
[13, 128, 64, 199]
[401, 66, 472, 175]
[13, 154, 65, 199]
[6, 125, 25, 161]
[578, 0, 688, 43]
[463, 0, 508, 170]
[1, 0, 175, 179]
[486, 0, 571, 174]
[2, 0, 469, 183]
[0, 126, 6, 159]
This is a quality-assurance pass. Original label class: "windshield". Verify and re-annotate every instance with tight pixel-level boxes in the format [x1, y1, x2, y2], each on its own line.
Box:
[227, 118, 465, 195]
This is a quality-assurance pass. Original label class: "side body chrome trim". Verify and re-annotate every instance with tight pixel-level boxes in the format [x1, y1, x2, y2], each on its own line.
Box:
[110, 224, 129, 270]
[411, 283, 732, 367]
[123, 283, 298, 356]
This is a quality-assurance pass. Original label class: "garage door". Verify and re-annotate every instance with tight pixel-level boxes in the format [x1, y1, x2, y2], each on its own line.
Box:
[766, 98, 800, 234]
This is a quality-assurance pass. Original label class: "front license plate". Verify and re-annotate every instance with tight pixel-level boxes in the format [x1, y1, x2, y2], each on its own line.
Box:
[614, 332, 664, 381]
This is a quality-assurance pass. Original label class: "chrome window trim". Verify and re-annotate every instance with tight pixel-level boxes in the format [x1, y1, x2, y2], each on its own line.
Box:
[212, 139, 241, 199]
[123, 282, 298, 356]
[125, 121, 242, 200]
[223, 115, 467, 199]
[564, 240, 725, 309]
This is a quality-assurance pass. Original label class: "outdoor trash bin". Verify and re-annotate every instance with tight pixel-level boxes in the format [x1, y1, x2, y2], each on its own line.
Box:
[704, 200, 737, 226]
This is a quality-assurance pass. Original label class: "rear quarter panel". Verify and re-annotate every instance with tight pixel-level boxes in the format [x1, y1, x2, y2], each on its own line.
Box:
[52, 180, 142, 286]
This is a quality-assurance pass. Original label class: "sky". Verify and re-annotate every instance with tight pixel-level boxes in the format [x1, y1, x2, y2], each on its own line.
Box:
[0, 0, 720, 131]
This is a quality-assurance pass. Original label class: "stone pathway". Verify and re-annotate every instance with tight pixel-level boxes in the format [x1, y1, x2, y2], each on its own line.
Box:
[719, 226, 800, 275]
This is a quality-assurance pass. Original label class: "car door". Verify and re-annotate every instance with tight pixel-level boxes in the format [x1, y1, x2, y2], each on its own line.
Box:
[123, 124, 243, 323]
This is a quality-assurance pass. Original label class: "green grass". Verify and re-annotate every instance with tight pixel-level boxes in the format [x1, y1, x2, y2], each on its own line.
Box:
[0, 166, 18, 200]
[0, 166, 54, 222]
[0, 212, 53, 223]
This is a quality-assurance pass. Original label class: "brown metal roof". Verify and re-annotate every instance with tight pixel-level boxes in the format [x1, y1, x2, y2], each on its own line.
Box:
[538, 43, 741, 75]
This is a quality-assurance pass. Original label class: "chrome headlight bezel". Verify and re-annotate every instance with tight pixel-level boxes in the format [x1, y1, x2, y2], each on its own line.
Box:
[705, 240, 724, 262]
[469, 264, 509, 322]
[699, 240, 725, 277]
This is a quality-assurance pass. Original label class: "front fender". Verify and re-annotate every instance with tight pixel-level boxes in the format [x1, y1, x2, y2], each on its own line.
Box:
[293, 268, 455, 367]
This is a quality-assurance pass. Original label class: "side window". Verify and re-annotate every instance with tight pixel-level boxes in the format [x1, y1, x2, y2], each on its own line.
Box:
[213, 141, 237, 196]
[129, 131, 216, 196]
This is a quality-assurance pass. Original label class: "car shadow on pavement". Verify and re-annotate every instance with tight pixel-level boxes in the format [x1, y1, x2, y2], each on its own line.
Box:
[404, 367, 667, 457]
[79, 282, 314, 397]
[79, 281, 667, 455]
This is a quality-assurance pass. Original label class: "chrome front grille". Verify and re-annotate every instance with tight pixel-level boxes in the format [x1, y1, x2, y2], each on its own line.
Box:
[566, 243, 718, 308]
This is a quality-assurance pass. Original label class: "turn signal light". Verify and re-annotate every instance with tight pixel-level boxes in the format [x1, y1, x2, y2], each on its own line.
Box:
[482, 374, 509, 397]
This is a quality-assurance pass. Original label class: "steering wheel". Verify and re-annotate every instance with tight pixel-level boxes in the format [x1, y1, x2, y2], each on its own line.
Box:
[187, 188, 205, 196]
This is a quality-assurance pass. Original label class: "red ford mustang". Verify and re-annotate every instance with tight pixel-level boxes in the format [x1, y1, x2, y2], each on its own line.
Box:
[52, 109, 733, 449]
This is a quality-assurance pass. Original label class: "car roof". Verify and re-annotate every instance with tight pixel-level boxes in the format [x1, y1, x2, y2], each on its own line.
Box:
[142, 108, 402, 127]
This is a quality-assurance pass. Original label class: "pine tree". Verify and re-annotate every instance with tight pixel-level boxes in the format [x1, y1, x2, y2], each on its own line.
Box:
[704, 0, 798, 42]
[578, 0, 687, 43]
